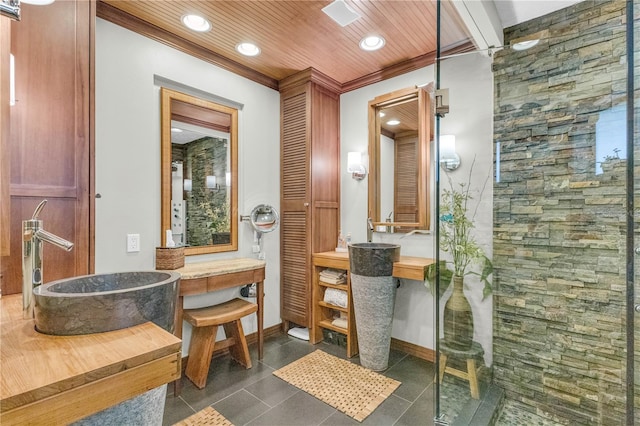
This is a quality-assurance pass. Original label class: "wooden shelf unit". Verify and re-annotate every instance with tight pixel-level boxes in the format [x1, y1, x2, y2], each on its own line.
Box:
[311, 252, 358, 358]
[311, 250, 435, 359]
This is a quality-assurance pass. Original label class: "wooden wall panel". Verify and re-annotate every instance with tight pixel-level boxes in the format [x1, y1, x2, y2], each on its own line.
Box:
[0, 17, 10, 259]
[0, 1, 93, 295]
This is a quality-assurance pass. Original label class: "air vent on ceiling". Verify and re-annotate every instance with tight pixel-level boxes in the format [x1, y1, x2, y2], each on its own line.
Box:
[322, 0, 361, 27]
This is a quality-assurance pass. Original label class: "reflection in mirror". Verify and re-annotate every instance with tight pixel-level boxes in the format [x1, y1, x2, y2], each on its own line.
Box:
[368, 86, 432, 232]
[161, 88, 238, 255]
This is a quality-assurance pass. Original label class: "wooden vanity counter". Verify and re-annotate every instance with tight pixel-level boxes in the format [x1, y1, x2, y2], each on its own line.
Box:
[311, 251, 434, 357]
[312, 250, 434, 281]
[0, 294, 182, 425]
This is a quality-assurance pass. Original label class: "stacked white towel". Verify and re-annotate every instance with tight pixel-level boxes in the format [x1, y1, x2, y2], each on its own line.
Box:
[331, 317, 348, 329]
[319, 268, 346, 285]
[323, 288, 348, 308]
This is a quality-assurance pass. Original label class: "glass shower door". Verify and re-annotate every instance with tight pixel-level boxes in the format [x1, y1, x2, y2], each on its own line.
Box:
[436, 0, 635, 423]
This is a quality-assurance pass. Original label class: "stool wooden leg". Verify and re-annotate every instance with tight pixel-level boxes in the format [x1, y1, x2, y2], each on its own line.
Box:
[185, 325, 218, 389]
[467, 358, 479, 399]
[438, 353, 448, 384]
[223, 320, 252, 368]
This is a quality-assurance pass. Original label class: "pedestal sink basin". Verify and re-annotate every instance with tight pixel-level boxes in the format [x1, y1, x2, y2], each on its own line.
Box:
[348, 243, 401, 371]
[33, 271, 180, 335]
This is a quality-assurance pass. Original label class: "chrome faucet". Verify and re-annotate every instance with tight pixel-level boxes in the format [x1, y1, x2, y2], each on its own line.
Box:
[367, 217, 374, 242]
[23, 200, 74, 318]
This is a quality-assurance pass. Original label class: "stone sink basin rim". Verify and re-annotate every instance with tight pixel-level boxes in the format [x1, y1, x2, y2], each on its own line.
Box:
[33, 271, 180, 335]
[349, 243, 400, 277]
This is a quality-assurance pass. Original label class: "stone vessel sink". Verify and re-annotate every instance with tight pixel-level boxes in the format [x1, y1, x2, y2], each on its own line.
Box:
[33, 271, 180, 335]
[349, 243, 401, 274]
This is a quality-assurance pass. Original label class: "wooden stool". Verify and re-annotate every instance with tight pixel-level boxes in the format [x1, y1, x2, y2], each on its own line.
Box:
[436, 341, 484, 399]
[183, 298, 258, 389]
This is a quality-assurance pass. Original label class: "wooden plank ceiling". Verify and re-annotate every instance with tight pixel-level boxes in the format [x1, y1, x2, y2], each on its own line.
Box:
[99, 0, 473, 91]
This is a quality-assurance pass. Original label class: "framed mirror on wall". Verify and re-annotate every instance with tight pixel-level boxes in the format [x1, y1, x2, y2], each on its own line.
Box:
[368, 86, 433, 232]
[160, 88, 238, 255]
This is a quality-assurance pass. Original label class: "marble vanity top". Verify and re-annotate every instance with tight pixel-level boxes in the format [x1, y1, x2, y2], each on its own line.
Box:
[174, 258, 266, 280]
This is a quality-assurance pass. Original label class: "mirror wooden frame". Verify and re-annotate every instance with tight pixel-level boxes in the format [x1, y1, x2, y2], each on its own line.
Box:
[367, 86, 432, 231]
[160, 87, 239, 255]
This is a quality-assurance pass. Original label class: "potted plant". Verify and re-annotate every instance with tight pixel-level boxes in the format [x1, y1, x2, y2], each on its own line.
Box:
[426, 162, 492, 350]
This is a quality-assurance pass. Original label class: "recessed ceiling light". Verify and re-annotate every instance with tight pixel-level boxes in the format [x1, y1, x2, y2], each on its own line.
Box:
[386, 119, 400, 126]
[171, 128, 183, 133]
[181, 14, 211, 32]
[512, 39, 540, 51]
[359, 35, 385, 51]
[236, 42, 261, 57]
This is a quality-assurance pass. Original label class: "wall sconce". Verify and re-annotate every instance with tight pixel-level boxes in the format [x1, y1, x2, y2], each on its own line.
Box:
[440, 135, 460, 171]
[225, 172, 231, 187]
[347, 151, 366, 181]
[183, 178, 192, 192]
[206, 175, 220, 191]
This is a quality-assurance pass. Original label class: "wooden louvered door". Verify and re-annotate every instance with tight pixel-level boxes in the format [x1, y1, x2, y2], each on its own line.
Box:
[394, 133, 419, 227]
[280, 72, 340, 330]
[281, 85, 311, 327]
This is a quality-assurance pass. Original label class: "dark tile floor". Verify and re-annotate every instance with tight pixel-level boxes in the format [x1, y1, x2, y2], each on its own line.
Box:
[162, 333, 437, 426]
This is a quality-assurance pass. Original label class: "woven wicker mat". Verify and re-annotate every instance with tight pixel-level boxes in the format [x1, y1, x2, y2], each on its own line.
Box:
[272, 350, 401, 422]
[173, 406, 234, 426]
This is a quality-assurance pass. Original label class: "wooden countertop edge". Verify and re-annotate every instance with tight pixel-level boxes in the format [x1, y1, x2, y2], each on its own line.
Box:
[1, 352, 181, 425]
[313, 251, 434, 281]
[1, 294, 182, 413]
[1, 338, 182, 412]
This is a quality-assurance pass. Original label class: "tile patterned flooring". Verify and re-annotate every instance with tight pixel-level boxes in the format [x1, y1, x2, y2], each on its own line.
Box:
[163, 333, 436, 425]
[163, 332, 542, 425]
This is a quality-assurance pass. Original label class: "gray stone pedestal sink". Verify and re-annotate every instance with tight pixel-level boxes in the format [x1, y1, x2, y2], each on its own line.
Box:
[349, 243, 400, 371]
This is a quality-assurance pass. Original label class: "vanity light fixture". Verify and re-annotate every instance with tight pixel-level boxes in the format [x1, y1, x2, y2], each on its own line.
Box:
[183, 179, 192, 192]
[236, 42, 261, 57]
[359, 35, 385, 51]
[439, 134, 460, 171]
[347, 151, 367, 181]
[225, 172, 231, 187]
[206, 175, 221, 191]
[181, 14, 211, 32]
[386, 119, 400, 126]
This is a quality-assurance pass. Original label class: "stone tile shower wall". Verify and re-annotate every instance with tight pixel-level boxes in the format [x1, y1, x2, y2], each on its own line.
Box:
[492, 1, 628, 424]
[180, 137, 228, 246]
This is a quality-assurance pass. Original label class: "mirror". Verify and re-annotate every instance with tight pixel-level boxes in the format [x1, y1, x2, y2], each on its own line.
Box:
[368, 86, 432, 232]
[161, 88, 238, 255]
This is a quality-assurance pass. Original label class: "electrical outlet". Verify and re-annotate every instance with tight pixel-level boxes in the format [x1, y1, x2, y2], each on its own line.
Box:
[252, 245, 260, 253]
[127, 234, 140, 253]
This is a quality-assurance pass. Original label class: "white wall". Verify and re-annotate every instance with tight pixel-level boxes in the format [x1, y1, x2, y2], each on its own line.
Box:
[95, 19, 281, 354]
[96, 17, 494, 363]
[340, 53, 494, 365]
